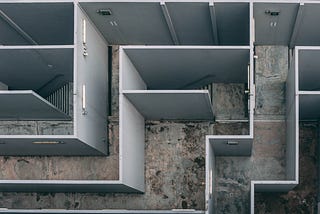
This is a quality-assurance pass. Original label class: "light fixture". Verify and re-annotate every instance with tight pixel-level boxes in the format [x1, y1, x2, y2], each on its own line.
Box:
[97, 9, 112, 16]
[270, 22, 277, 27]
[32, 141, 63, 145]
[109, 21, 118, 26]
[227, 141, 239, 145]
[82, 84, 87, 115]
[265, 10, 280, 16]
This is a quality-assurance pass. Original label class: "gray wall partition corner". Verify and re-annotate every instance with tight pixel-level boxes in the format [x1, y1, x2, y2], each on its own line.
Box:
[204, 2, 255, 213]
[250, 47, 299, 204]
[0, 1, 146, 195]
[250, 46, 320, 213]
[249, 1, 320, 213]
[118, 45, 254, 194]
[75, 3, 109, 155]
[4, 0, 320, 213]
[0, 1, 122, 194]
[0, 1, 109, 156]
[205, 137, 215, 214]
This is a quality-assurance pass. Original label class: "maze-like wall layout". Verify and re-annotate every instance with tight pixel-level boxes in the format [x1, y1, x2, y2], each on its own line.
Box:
[0, 0, 319, 213]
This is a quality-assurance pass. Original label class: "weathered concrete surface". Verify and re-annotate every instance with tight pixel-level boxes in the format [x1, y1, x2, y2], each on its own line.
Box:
[0, 121, 73, 135]
[0, 117, 119, 180]
[0, 120, 248, 210]
[253, 46, 318, 213]
[214, 46, 290, 213]
[215, 121, 286, 214]
[255, 122, 318, 214]
[0, 45, 317, 214]
[212, 83, 247, 120]
[0, 45, 215, 210]
[212, 122, 249, 135]
[0, 121, 208, 209]
[0, 121, 38, 135]
[255, 46, 288, 120]
[111, 46, 120, 117]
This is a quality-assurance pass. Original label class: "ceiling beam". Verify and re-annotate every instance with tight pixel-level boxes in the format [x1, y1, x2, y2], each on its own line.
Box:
[289, 3, 304, 48]
[209, 1, 219, 45]
[160, 2, 179, 45]
[0, 9, 38, 45]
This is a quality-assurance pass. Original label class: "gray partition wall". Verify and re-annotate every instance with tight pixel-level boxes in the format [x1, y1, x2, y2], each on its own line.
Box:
[119, 45, 251, 196]
[0, 2, 115, 193]
[80, 1, 250, 46]
[249, 46, 320, 213]
[3, 1, 320, 214]
[75, 2, 109, 156]
[205, 141, 215, 214]
[0, 2, 108, 156]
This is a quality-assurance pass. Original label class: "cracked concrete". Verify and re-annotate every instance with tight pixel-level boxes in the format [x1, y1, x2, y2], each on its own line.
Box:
[212, 83, 247, 120]
[255, 46, 288, 120]
[0, 46, 317, 213]
[255, 122, 318, 214]
[215, 121, 286, 213]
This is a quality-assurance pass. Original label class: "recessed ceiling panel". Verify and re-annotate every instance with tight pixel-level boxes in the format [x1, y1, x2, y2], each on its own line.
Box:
[0, 91, 70, 120]
[254, 3, 298, 45]
[295, 3, 320, 46]
[215, 2, 250, 45]
[299, 94, 320, 120]
[124, 91, 214, 120]
[80, 2, 172, 45]
[298, 49, 320, 91]
[0, 3, 74, 45]
[166, 2, 213, 45]
[0, 48, 73, 97]
[125, 47, 249, 89]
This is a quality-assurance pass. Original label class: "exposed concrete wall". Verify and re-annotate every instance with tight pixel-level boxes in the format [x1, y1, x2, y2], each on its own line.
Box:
[255, 122, 318, 214]
[0, 45, 248, 210]
[212, 83, 247, 120]
[252, 46, 317, 213]
[255, 46, 288, 120]
[0, 121, 73, 135]
[215, 121, 286, 213]
[0, 45, 316, 213]
[215, 46, 288, 213]
[0, 118, 118, 180]
[111, 47, 120, 117]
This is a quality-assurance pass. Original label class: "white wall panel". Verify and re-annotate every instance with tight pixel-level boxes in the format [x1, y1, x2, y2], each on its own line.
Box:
[75, 5, 108, 154]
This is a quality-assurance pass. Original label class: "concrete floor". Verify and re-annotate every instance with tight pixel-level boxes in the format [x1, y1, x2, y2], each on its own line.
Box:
[255, 122, 318, 214]
[216, 46, 317, 213]
[215, 121, 286, 213]
[253, 47, 317, 213]
[0, 46, 317, 213]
